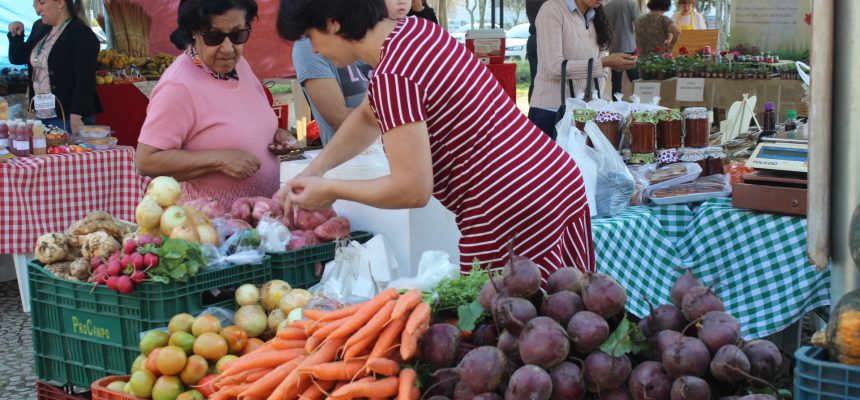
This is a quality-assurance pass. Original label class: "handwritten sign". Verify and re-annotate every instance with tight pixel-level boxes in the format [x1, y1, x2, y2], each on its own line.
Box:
[634, 82, 661, 104]
[33, 94, 56, 111]
[676, 78, 705, 102]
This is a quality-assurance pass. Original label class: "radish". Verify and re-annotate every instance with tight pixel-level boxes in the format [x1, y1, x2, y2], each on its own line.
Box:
[143, 253, 159, 268]
[153, 236, 164, 247]
[136, 234, 154, 246]
[107, 260, 121, 276]
[114, 276, 134, 294]
[131, 270, 147, 283]
[89, 256, 104, 269]
[106, 275, 120, 291]
[130, 252, 145, 269]
[123, 239, 137, 255]
[120, 254, 131, 268]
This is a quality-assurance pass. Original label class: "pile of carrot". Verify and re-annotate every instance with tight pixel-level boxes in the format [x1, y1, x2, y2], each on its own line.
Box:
[207, 288, 430, 400]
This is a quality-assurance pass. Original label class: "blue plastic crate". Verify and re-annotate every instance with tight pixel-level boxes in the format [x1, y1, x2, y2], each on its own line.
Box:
[795, 346, 860, 400]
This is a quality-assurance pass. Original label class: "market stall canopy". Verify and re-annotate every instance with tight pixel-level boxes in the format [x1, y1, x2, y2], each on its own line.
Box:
[125, 0, 295, 79]
[0, 3, 39, 69]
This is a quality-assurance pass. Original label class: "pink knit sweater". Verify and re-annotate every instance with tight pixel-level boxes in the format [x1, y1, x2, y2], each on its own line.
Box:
[138, 54, 279, 206]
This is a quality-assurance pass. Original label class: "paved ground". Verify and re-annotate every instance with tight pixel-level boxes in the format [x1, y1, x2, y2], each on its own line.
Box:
[0, 280, 37, 400]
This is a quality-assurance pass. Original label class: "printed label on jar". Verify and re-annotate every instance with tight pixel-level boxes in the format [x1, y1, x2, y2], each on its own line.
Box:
[0, 138, 9, 148]
[13, 141, 29, 151]
[33, 139, 47, 148]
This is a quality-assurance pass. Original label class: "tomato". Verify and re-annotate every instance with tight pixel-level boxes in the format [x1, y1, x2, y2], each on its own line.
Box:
[196, 374, 219, 398]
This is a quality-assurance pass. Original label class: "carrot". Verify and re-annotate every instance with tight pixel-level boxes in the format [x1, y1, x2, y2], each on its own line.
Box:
[215, 368, 266, 389]
[299, 379, 335, 400]
[289, 318, 314, 332]
[269, 338, 345, 400]
[237, 355, 305, 399]
[304, 303, 362, 322]
[343, 333, 376, 361]
[298, 360, 366, 381]
[208, 392, 232, 400]
[271, 339, 307, 350]
[396, 368, 417, 400]
[329, 376, 400, 398]
[276, 327, 308, 340]
[305, 335, 322, 353]
[400, 318, 429, 361]
[220, 348, 304, 377]
[246, 367, 274, 383]
[391, 289, 423, 322]
[312, 318, 350, 340]
[366, 357, 400, 376]
[328, 292, 401, 341]
[220, 383, 251, 397]
[404, 302, 431, 337]
[410, 386, 420, 400]
[344, 300, 396, 350]
[369, 314, 408, 359]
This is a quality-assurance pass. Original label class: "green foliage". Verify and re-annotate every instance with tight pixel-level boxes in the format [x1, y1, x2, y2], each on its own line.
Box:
[431, 262, 490, 311]
[147, 238, 206, 283]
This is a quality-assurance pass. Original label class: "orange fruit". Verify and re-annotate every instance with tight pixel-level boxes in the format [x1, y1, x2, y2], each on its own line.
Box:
[220, 326, 248, 355]
[192, 332, 228, 362]
[156, 345, 187, 376]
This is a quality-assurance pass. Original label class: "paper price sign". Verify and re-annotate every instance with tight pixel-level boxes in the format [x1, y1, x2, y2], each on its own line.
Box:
[676, 78, 705, 102]
[33, 94, 56, 111]
[633, 82, 661, 103]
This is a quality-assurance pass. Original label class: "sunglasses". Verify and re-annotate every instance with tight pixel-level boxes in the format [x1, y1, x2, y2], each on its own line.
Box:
[198, 28, 252, 46]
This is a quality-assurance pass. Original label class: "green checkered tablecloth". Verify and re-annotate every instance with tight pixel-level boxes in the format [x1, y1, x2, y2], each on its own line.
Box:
[592, 198, 830, 339]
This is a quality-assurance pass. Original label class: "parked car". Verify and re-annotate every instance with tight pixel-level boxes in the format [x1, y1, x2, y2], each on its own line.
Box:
[450, 23, 501, 44]
[505, 23, 529, 60]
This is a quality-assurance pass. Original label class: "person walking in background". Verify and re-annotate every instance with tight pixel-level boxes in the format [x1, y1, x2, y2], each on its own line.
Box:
[605, 0, 640, 99]
[525, 0, 548, 101]
[408, 0, 438, 24]
[672, 0, 707, 30]
[635, 0, 681, 57]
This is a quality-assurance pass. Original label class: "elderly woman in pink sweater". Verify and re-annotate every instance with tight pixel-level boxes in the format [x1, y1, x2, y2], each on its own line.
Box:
[136, 0, 296, 206]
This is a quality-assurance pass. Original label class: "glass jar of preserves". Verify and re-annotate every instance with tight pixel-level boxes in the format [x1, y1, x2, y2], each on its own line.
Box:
[657, 109, 683, 149]
[630, 111, 657, 154]
[683, 107, 709, 148]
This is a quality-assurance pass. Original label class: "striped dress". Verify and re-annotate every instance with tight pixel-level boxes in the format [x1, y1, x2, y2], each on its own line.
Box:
[368, 17, 595, 278]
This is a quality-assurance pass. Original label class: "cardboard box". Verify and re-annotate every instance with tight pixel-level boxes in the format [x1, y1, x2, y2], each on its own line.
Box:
[466, 29, 506, 64]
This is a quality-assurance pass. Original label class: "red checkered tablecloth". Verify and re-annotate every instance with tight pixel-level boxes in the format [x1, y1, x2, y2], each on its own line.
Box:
[0, 146, 145, 254]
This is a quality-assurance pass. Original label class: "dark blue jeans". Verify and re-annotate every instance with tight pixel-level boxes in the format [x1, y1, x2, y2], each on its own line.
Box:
[528, 107, 557, 141]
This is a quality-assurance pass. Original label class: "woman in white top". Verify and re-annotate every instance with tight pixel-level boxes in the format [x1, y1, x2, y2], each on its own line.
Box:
[672, 0, 707, 30]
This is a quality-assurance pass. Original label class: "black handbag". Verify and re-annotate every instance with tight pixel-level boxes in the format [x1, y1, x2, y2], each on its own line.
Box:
[584, 58, 602, 102]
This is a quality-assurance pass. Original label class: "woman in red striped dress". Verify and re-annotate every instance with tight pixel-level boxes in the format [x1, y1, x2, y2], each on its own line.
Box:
[276, 0, 595, 277]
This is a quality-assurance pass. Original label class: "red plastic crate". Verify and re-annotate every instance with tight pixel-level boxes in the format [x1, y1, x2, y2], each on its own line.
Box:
[36, 380, 90, 400]
[90, 376, 142, 400]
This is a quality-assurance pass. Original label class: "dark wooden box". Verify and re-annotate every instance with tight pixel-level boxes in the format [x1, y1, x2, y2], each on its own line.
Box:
[732, 182, 808, 216]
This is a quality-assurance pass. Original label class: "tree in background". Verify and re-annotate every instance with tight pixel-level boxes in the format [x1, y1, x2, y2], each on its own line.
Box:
[465, 0, 478, 27]
[505, 0, 526, 26]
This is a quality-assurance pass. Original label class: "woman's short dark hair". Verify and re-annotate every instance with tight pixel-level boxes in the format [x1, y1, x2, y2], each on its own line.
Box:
[170, 0, 258, 50]
[277, 0, 388, 41]
[647, 0, 672, 11]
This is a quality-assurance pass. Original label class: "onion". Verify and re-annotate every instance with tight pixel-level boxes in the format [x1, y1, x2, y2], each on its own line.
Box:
[276, 319, 290, 332]
[234, 305, 268, 338]
[261, 280, 292, 312]
[235, 284, 260, 306]
[196, 224, 219, 245]
[135, 197, 163, 230]
[286, 308, 303, 324]
[279, 293, 301, 315]
[268, 309, 285, 332]
[170, 225, 200, 243]
[146, 176, 181, 207]
[161, 205, 190, 236]
[290, 289, 313, 308]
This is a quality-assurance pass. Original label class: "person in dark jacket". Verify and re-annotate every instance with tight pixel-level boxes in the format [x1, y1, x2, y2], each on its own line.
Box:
[525, 0, 548, 101]
[7, 0, 102, 133]
[408, 0, 438, 24]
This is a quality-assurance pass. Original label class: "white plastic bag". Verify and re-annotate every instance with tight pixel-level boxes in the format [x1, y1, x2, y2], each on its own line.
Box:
[256, 216, 291, 253]
[388, 251, 459, 291]
[558, 119, 598, 216]
[313, 234, 400, 303]
[583, 121, 635, 216]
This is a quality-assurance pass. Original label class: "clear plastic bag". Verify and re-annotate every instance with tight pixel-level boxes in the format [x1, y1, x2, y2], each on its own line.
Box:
[140, 306, 234, 339]
[583, 121, 635, 216]
[256, 216, 292, 253]
[205, 228, 265, 269]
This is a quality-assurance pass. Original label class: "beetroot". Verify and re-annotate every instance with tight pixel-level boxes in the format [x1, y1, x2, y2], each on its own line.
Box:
[742, 340, 783, 384]
[505, 365, 553, 400]
[546, 267, 584, 294]
[567, 311, 610, 354]
[600, 388, 633, 400]
[457, 346, 508, 393]
[581, 273, 628, 319]
[653, 330, 683, 361]
[710, 345, 751, 382]
[518, 317, 569, 369]
[453, 381, 477, 400]
[549, 362, 585, 400]
[503, 255, 543, 298]
[493, 297, 537, 335]
[671, 269, 704, 308]
[662, 337, 711, 378]
[681, 285, 725, 322]
[473, 393, 502, 400]
[647, 303, 687, 333]
[425, 368, 458, 398]
[540, 291, 584, 326]
[420, 324, 461, 368]
[583, 351, 632, 392]
[479, 276, 504, 312]
[638, 316, 653, 338]
[498, 330, 520, 361]
[670, 376, 711, 400]
[697, 311, 741, 354]
[628, 361, 672, 400]
[737, 396, 776, 400]
[472, 322, 499, 347]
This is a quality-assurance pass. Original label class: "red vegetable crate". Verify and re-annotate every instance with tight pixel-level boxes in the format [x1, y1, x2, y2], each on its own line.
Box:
[91, 376, 142, 400]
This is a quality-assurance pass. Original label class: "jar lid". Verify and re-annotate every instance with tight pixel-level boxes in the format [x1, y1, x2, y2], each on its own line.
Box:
[594, 111, 623, 123]
[657, 109, 682, 121]
[683, 107, 708, 119]
[631, 111, 657, 124]
[574, 109, 597, 122]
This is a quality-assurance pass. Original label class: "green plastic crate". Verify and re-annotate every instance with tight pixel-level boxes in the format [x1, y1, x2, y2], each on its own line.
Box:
[29, 258, 271, 388]
[267, 231, 373, 288]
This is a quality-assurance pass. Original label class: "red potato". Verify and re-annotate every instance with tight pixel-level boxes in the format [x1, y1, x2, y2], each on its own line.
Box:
[294, 207, 337, 231]
[180, 198, 226, 219]
[249, 196, 282, 225]
[287, 230, 321, 250]
[313, 216, 351, 241]
[230, 198, 254, 222]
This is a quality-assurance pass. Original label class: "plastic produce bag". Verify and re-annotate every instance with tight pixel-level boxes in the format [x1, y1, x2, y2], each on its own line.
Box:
[256, 216, 291, 253]
[311, 234, 400, 303]
[388, 251, 459, 291]
[205, 228, 265, 269]
[583, 121, 635, 216]
[140, 306, 234, 339]
[557, 115, 598, 216]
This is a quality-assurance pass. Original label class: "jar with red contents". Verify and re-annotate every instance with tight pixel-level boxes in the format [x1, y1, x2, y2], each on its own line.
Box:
[683, 107, 710, 148]
[629, 111, 657, 154]
[657, 109, 683, 149]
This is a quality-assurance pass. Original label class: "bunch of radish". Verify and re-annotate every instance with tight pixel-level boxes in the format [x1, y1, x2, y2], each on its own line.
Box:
[419, 255, 785, 400]
[91, 234, 162, 294]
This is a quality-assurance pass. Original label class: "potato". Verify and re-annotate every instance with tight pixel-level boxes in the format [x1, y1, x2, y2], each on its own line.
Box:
[313, 217, 351, 241]
[287, 231, 321, 250]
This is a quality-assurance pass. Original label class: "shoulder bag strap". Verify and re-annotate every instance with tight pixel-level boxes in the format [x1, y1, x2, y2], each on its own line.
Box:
[585, 58, 594, 102]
